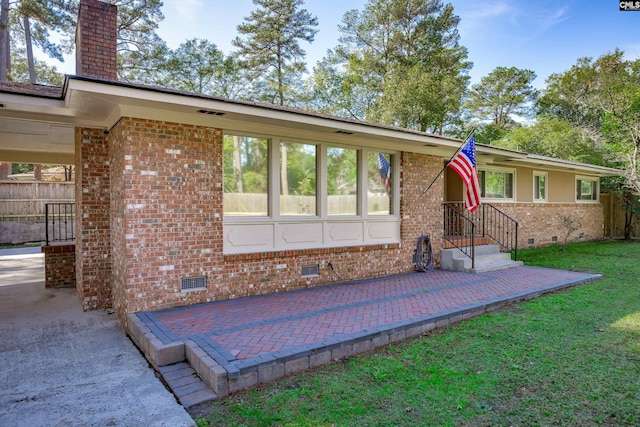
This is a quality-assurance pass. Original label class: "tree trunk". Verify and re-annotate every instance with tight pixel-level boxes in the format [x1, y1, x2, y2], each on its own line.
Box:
[64, 166, 73, 181]
[232, 136, 243, 193]
[623, 192, 635, 240]
[280, 144, 288, 196]
[0, 162, 10, 180]
[23, 15, 36, 84]
[0, 0, 9, 81]
[277, 45, 284, 106]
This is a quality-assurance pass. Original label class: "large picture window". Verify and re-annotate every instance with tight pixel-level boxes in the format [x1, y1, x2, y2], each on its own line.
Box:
[367, 152, 393, 215]
[280, 141, 317, 216]
[479, 168, 514, 200]
[576, 176, 598, 202]
[327, 146, 358, 216]
[222, 133, 400, 254]
[223, 135, 269, 216]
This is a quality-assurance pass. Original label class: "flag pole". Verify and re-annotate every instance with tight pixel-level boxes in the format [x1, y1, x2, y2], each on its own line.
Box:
[421, 128, 476, 196]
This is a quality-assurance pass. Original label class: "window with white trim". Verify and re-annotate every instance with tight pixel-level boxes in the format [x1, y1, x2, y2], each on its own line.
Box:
[280, 141, 317, 216]
[533, 171, 547, 202]
[223, 135, 269, 216]
[368, 152, 393, 215]
[327, 146, 358, 216]
[222, 134, 399, 254]
[479, 167, 515, 200]
[576, 176, 598, 202]
[222, 133, 396, 219]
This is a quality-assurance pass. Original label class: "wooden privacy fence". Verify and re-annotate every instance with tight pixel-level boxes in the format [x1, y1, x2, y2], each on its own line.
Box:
[601, 193, 640, 239]
[0, 181, 74, 219]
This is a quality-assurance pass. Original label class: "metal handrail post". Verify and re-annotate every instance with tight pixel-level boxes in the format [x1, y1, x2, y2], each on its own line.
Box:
[514, 222, 519, 261]
[471, 222, 475, 269]
[482, 204, 486, 237]
[45, 203, 50, 246]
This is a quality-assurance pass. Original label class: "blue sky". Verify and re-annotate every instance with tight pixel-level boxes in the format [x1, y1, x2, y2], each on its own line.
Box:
[49, 0, 639, 89]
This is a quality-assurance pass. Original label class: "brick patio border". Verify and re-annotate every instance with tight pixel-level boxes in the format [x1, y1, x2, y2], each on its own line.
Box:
[127, 267, 601, 399]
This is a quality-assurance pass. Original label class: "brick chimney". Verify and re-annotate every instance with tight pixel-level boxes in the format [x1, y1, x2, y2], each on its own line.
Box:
[75, 0, 118, 80]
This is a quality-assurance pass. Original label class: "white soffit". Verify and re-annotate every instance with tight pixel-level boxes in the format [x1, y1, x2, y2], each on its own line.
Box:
[0, 117, 74, 163]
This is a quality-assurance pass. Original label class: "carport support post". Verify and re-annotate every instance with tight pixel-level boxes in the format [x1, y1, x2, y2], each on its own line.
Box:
[75, 127, 112, 310]
[69, 0, 119, 312]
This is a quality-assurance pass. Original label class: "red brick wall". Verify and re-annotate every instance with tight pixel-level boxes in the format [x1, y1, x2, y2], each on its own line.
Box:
[400, 152, 444, 262]
[491, 202, 604, 247]
[42, 244, 76, 288]
[110, 118, 224, 320]
[109, 120, 127, 321]
[107, 118, 446, 319]
[209, 152, 444, 303]
[75, 127, 112, 310]
[86, 114, 607, 321]
[76, 0, 117, 81]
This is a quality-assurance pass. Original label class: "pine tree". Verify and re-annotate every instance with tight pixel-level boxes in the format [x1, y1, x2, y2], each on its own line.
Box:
[0, 0, 72, 83]
[232, 0, 318, 107]
[311, 0, 470, 134]
[467, 66, 538, 130]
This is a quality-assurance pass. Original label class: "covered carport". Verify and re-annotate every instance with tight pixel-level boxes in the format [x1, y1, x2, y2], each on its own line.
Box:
[0, 82, 79, 292]
[0, 246, 195, 425]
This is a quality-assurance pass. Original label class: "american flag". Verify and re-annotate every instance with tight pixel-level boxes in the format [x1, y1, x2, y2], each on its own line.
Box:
[378, 153, 391, 194]
[447, 134, 481, 212]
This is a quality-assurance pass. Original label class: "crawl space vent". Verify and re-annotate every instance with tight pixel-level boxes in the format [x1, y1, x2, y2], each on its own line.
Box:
[181, 276, 207, 291]
[301, 264, 319, 277]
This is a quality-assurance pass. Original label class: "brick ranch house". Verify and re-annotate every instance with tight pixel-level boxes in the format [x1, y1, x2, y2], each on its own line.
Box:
[0, 0, 619, 327]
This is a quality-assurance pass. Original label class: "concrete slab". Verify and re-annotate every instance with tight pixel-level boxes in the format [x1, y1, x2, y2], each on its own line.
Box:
[0, 246, 42, 256]
[0, 249, 195, 427]
[0, 249, 44, 287]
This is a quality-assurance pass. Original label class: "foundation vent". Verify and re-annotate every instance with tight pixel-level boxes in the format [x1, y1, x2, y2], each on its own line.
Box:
[301, 264, 319, 277]
[551, 236, 558, 242]
[181, 276, 207, 291]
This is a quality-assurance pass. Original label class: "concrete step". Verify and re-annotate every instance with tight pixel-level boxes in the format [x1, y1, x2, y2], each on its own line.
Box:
[441, 244, 522, 274]
[468, 259, 524, 274]
[158, 362, 217, 408]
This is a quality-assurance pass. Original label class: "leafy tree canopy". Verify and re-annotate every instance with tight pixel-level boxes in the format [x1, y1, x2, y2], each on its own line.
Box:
[312, 0, 470, 135]
[539, 49, 640, 194]
[0, 0, 72, 83]
[10, 46, 64, 85]
[466, 66, 538, 130]
[494, 116, 604, 165]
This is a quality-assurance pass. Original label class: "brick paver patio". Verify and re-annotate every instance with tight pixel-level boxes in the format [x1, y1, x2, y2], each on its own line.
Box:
[136, 266, 600, 382]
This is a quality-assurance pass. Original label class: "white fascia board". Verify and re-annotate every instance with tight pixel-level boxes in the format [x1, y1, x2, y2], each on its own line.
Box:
[68, 78, 617, 178]
[65, 78, 460, 151]
[524, 155, 621, 176]
[0, 92, 69, 120]
[473, 146, 621, 177]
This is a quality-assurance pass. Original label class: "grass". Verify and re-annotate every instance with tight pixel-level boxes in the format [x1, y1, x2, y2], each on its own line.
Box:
[193, 240, 640, 426]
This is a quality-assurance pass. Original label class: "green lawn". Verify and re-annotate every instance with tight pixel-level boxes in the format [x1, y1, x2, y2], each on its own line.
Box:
[194, 240, 640, 426]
